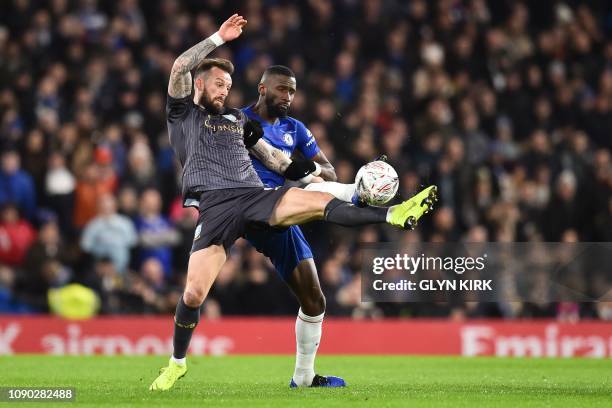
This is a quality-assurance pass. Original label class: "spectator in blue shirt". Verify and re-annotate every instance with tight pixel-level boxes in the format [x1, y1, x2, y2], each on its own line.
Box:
[0, 150, 36, 220]
[134, 188, 179, 278]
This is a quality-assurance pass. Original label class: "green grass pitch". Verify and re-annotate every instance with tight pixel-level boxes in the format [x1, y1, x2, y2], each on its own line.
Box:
[1, 355, 610, 407]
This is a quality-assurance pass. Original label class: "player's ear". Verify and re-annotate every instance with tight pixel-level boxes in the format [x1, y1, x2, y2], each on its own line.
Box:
[195, 76, 204, 91]
[258, 83, 266, 96]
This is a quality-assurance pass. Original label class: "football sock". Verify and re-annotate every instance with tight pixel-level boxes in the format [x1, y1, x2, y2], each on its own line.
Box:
[324, 198, 387, 226]
[172, 296, 200, 360]
[304, 182, 356, 203]
[293, 308, 324, 386]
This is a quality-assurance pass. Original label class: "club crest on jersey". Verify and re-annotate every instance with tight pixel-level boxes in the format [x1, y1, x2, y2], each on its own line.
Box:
[283, 133, 293, 145]
[193, 223, 202, 241]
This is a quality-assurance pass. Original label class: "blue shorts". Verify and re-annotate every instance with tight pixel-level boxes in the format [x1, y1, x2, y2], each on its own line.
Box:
[244, 225, 313, 282]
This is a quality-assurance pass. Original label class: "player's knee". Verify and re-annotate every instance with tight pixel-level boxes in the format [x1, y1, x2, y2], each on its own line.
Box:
[316, 292, 326, 314]
[270, 189, 333, 227]
[301, 290, 326, 316]
[183, 287, 206, 308]
[308, 191, 335, 208]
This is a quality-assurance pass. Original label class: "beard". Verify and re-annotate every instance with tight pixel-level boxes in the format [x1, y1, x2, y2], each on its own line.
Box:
[265, 95, 289, 118]
[198, 91, 224, 114]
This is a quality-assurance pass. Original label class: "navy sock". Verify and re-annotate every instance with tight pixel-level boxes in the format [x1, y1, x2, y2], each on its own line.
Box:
[172, 296, 200, 359]
[324, 198, 387, 226]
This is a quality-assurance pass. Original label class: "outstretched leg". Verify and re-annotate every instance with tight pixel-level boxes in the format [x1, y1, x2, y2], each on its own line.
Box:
[269, 188, 388, 227]
[269, 186, 438, 230]
[304, 182, 357, 204]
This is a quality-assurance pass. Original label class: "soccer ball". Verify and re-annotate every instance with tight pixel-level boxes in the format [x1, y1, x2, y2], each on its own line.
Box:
[355, 161, 399, 206]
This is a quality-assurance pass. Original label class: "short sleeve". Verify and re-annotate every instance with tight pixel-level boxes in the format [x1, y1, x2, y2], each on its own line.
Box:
[295, 120, 320, 159]
[166, 94, 192, 123]
[237, 109, 248, 125]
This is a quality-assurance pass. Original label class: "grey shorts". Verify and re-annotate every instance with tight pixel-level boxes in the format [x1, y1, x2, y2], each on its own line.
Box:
[190, 186, 291, 253]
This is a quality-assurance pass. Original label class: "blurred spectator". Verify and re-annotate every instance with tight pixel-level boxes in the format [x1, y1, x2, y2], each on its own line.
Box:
[82, 257, 123, 314]
[0, 150, 36, 220]
[233, 245, 279, 314]
[168, 197, 198, 273]
[45, 152, 75, 234]
[208, 254, 242, 315]
[134, 189, 179, 277]
[80, 193, 137, 273]
[0, 265, 34, 313]
[123, 139, 158, 192]
[543, 170, 586, 240]
[73, 161, 117, 228]
[117, 185, 139, 219]
[0, 204, 36, 266]
[122, 257, 179, 314]
[22, 129, 48, 200]
[19, 217, 71, 306]
[320, 258, 349, 316]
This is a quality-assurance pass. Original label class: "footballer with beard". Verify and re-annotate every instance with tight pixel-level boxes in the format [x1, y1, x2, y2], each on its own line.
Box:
[150, 13, 438, 391]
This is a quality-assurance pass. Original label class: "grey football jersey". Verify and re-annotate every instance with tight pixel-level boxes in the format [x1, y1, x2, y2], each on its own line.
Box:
[166, 95, 263, 197]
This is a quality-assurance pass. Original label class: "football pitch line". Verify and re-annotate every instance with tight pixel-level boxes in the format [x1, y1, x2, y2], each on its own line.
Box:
[0, 355, 609, 407]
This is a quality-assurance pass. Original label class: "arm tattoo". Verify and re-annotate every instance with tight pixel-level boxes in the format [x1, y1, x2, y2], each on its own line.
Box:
[319, 163, 337, 182]
[313, 151, 337, 182]
[168, 38, 218, 98]
[249, 139, 291, 174]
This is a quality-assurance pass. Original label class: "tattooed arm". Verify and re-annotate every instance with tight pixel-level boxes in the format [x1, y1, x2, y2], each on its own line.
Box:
[167, 39, 217, 98]
[249, 139, 321, 182]
[311, 150, 337, 182]
[249, 139, 292, 174]
[168, 14, 247, 98]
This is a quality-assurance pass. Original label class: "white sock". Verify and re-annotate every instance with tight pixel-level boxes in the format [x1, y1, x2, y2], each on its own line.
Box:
[293, 308, 324, 386]
[304, 182, 356, 203]
[171, 356, 186, 366]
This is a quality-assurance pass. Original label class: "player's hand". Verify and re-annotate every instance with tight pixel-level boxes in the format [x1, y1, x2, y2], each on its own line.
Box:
[218, 14, 247, 42]
[284, 159, 317, 181]
[243, 119, 264, 148]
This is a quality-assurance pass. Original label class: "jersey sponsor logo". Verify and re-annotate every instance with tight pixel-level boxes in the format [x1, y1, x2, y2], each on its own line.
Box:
[203, 117, 244, 135]
[283, 133, 293, 145]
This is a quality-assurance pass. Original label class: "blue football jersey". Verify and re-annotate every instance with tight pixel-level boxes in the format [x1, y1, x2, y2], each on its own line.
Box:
[242, 106, 320, 187]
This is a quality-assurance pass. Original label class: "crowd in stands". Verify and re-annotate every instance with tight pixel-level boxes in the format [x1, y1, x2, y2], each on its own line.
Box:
[0, 0, 610, 319]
